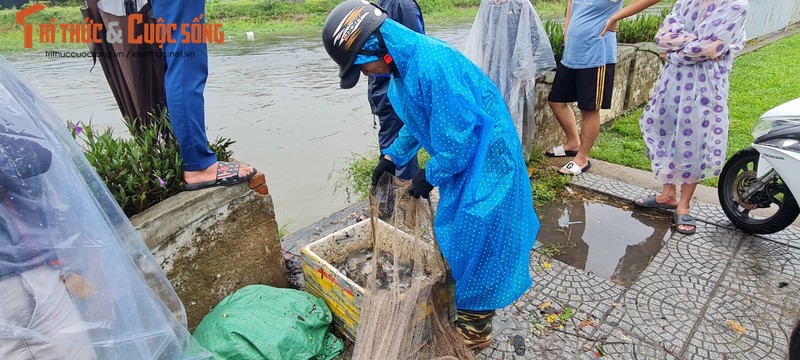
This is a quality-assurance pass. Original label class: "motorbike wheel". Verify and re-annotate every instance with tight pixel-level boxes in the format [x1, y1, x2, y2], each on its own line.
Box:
[718, 147, 800, 234]
[792, 320, 800, 360]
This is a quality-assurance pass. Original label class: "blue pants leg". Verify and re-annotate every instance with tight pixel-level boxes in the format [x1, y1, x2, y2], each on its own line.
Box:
[151, 0, 217, 171]
[378, 111, 418, 180]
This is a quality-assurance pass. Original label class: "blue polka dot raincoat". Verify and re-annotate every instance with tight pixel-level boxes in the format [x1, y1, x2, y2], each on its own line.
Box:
[379, 19, 540, 311]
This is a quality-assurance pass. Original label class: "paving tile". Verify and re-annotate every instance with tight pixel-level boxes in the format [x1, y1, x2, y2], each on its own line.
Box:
[680, 286, 791, 359]
[720, 234, 800, 313]
[570, 324, 679, 360]
[532, 264, 626, 321]
[603, 269, 718, 352]
[646, 222, 741, 281]
[571, 173, 647, 204]
[757, 225, 800, 249]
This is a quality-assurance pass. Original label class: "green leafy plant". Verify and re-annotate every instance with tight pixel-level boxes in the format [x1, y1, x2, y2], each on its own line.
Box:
[616, 9, 669, 44]
[69, 109, 233, 217]
[544, 19, 564, 63]
[336, 149, 432, 202]
[528, 147, 572, 206]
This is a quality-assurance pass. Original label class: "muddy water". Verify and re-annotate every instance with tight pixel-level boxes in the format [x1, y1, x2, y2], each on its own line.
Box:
[5, 23, 472, 230]
[535, 193, 673, 287]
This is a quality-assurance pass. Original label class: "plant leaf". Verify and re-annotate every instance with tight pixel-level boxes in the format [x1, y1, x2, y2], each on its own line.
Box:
[559, 307, 575, 321]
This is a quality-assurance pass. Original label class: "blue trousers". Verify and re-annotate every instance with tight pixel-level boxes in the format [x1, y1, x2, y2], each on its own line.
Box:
[378, 111, 418, 180]
[151, 0, 217, 171]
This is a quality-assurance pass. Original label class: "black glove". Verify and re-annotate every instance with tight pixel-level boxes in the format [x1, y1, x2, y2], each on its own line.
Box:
[371, 156, 396, 186]
[408, 170, 433, 199]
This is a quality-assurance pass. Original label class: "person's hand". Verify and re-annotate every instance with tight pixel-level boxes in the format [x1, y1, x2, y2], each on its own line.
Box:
[600, 17, 619, 37]
[659, 52, 667, 60]
[371, 156, 396, 186]
[408, 170, 433, 199]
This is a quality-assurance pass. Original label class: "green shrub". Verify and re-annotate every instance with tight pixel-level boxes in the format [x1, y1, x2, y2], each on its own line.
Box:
[544, 19, 563, 63]
[617, 9, 669, 44]
[543, 9, 668, 63]
[69, 109, 233, 217]
[337, 149, 431, 202]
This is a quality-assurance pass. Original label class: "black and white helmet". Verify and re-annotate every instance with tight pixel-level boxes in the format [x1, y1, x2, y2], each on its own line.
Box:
[322, 0, 388, 89]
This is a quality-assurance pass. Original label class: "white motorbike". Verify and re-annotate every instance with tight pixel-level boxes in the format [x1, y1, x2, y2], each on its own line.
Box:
[718, 97, 800, 234]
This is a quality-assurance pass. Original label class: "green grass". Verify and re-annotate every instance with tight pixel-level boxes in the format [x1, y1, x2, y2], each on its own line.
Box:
[593, 32, 800, 187]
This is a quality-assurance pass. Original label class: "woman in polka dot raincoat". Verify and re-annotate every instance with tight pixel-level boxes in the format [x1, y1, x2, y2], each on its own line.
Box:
[634, 0, 748, 235]
[323, 0, 540, 350]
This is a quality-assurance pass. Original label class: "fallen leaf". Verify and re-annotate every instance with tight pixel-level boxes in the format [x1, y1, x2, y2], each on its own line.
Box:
[595, 344, 608, 357]
[622, 205, 631, 211]
[559, 307, 575, 321]
[542, 259, 552, 270]
[538, 302, 552, 311]
[579, 319, 595, 328]
[726, 320, 746, 334]
[546, 314, 559, 324]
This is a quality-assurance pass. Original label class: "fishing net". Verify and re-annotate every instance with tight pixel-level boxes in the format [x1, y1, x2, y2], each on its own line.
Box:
[350, 173, 475, 360]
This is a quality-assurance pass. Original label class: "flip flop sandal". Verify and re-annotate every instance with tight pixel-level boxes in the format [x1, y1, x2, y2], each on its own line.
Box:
[559, 160, 591, 176]
[674, 213, 697, 235]
[633, 195, 678, 209]
[545, 144, 579, 157]
[184, 161, 258, 191]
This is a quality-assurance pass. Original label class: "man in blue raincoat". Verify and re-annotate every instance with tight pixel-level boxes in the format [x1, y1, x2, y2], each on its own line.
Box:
[323, 0, 540, 350]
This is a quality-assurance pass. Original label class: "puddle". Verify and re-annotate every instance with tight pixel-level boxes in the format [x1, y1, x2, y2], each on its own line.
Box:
[535, 192, 673, 287]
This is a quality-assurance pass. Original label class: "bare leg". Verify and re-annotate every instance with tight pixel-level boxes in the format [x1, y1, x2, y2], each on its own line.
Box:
[676, 183, 698, 233]
[184, 162, 255, 184]
[559, 109, 600, 173]
[548, 101, 580, 151]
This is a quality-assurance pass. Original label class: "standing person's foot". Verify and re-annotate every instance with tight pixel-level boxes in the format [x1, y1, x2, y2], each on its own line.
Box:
[673, 203, 696, 234]
[545, 144, 580, 157]
[674, 212, 697, 235]
[633, 194, 678, 209]
[559, 159, 591, 175]
[184, 161, 257, 191]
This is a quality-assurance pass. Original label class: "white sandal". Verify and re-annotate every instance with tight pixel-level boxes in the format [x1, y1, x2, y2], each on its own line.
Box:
[559, 161, 591, 176]
[545, 144, 578, 158]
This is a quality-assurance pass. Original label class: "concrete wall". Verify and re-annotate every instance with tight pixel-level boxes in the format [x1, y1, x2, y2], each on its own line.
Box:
[529, 43, 661, 151]
[130, 175, 287, 330]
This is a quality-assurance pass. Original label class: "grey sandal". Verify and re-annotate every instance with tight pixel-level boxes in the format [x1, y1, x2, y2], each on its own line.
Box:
[674, 213, 697, 235]
[634, 195, 677, 209]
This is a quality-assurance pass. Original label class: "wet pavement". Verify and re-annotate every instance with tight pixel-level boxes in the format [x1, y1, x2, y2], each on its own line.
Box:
[283, 171, 800, 359]
[535, 192, 673, 288]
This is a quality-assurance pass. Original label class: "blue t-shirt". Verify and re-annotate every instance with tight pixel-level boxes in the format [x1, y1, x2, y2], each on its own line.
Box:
[561, 0, 622, 69]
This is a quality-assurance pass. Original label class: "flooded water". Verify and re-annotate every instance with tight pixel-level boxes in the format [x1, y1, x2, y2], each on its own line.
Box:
[5, 22, 473, 231]
[535, 193, 673, 287]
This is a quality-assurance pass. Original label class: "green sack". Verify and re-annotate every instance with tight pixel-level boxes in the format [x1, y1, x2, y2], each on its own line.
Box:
[193, 285, 344, 360]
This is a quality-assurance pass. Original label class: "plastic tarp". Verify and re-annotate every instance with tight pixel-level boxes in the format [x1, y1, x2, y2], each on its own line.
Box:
[0, 56, 209, 359]
[193, 285, 343, 360]
[464, 0, 556, 143]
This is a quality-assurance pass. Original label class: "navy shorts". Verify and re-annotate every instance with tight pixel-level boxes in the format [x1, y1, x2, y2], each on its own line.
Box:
[548, 63, 616, 111]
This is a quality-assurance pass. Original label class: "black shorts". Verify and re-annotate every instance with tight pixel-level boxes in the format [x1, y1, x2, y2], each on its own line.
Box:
[548, 63, 615, 111]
